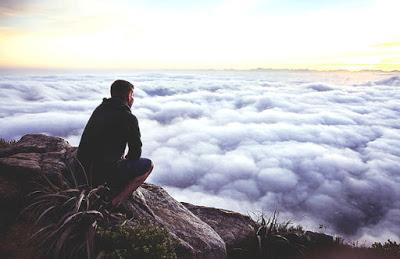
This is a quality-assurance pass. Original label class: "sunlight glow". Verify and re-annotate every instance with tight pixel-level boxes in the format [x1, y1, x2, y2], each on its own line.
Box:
[0, 0, 399, 70]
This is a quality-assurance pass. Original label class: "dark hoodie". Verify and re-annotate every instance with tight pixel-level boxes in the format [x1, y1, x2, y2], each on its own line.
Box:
[77, 97, 142, 185]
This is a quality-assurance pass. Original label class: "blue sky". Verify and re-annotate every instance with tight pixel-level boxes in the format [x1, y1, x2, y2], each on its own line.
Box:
[131, 0, 372, 13]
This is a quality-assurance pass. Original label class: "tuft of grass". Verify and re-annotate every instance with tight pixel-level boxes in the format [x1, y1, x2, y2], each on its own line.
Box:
[371, 240, 400, 258]
[0, 138, 17, 148]
[256, 211, 305, 259]
[21, 157, 177, 259]
[252, 211, 400, 259]
[21, 158, 122, 259]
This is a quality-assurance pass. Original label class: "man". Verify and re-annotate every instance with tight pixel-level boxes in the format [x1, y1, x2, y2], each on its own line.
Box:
[77, 79, 153, 207]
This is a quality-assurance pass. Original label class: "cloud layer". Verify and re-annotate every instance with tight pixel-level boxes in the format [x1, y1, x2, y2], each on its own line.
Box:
[1, 70, 399, 242]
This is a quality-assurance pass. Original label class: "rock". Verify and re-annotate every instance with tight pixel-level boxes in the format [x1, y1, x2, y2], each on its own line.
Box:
[0, 134, 231, 258]
[0, 176, 21, 231]
[127, 184, 227, 258]
[0, 176, 20, 202]
[0, 221, 40, 259]
[182, 202, 258, 257]
[0, 134, 70, 157]
[0, 134, 345, 259]
[304, 231, 334, 246]
[0, 134, 73, 258]
[0, 134, 71, 178]
[0, 135, 71, 231]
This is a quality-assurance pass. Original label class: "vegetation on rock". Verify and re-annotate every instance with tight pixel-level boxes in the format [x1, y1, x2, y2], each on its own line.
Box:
[21, 157, 176, 259]
[1, 134, 398, 259]
[250, 212, 400, 259]
[96, 223, 177, 259]
[0, 138, 16, 148]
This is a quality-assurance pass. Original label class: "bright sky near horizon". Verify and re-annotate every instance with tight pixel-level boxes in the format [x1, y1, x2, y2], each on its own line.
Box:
[0, 0, 399, 70]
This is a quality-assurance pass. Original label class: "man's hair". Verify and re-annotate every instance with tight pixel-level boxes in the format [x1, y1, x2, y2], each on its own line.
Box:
[110, 80, 134, 98]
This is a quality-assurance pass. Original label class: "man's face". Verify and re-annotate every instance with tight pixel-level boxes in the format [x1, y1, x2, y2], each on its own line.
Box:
[127, 88, 134, 108]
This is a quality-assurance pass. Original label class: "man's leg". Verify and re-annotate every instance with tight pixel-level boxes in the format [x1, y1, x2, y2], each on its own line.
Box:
[111, 159, 153, 207]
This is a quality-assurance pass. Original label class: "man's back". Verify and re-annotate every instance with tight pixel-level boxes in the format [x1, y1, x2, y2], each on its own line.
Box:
[77, 97, 142, 185]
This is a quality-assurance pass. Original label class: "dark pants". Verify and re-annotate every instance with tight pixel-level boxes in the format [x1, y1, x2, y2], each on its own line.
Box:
[109, 158, 153, 194]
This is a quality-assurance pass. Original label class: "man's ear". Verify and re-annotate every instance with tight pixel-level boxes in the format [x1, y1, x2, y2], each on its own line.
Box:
[125, 91, 131, 103]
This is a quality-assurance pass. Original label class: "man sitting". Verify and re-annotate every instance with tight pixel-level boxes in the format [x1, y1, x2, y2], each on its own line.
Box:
[77, 79, 153, 207]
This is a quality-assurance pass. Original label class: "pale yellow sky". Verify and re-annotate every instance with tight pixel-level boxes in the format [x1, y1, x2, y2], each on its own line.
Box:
[0, 0, 399, 70]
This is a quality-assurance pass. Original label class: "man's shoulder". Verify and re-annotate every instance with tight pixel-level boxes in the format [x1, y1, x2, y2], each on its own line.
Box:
[93, 99, 127, 114]
[90, 98, 138, 126]
[126, 112, 139, 125]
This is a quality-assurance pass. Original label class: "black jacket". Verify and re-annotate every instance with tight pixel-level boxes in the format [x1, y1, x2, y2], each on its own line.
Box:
[77, 97, 142, 185]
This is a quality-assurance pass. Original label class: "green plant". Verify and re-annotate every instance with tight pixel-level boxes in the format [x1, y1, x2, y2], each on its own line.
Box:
[21, 158, 121, 259]
[255, 211, 305, 259]
[0, 138, 16, 148]
[96, 222, 177, 259]
[371, 240, 400, 257]
[22, 157, 177, 259]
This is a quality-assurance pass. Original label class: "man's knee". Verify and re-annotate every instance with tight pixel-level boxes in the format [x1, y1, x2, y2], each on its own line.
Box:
[141, 158, 153, 175]
[137, 158, 153, 178]
[148, 160, 154, 174]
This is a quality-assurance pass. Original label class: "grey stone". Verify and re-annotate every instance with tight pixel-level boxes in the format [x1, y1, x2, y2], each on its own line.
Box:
[182, 202, 258, 256]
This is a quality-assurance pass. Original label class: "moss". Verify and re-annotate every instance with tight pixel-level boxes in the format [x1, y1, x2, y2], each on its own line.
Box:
[96, 223, 177, 259]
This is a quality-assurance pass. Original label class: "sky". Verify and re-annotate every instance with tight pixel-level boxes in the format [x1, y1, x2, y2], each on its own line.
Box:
[0, 0, 400, 70]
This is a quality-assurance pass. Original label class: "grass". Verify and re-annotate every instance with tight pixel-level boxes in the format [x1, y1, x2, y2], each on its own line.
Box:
[0, 138, 16, 148]
[250, 211, 400, 259]
[255, 211, 305, 259]
[21, 157, 176, 259]
[370, 240, 400, 258]
[21, 158, 110, 258]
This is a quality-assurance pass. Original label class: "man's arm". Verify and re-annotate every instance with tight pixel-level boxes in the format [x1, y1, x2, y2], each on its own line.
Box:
[126, 114, 142, 160]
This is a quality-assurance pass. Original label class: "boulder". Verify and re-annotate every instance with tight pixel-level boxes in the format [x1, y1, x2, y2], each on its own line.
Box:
[182, 202, 258, 257]
[0, 134, 70, 178]
[0, 134, 229, 258]
[304, 231, 334, 246]
[126, 184, 227, 258]
[0, 134, 73, 258]
[0, 134, 343, 259]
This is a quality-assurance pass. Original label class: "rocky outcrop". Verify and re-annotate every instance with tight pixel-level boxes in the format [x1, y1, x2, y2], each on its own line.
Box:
[2, 134, 374, 259]
[0, 134, 259, 259]
[0, 134, 73, 258]
[125, 184, 227, 258]
[182, 202, 258, 257]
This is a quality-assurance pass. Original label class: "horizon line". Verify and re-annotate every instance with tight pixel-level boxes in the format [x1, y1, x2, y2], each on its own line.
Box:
[0, 66, 399, 73]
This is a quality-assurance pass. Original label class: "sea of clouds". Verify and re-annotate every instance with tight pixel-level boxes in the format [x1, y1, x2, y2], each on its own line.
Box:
[1, 70, 399, 242]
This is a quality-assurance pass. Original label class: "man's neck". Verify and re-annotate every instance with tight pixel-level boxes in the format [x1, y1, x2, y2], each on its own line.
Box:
[110, 97, 130, 109]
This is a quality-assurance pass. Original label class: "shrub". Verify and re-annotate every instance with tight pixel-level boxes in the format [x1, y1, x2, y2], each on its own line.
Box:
[21, 158, 113, 259]
[0, 138, 16, 148]
[25, 186, 111, 258]
[96, 223, 177, 259]
[371, 240, 400, 257]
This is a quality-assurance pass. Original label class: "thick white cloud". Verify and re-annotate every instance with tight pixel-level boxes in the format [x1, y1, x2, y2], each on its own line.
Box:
[1, 70, 399, 242]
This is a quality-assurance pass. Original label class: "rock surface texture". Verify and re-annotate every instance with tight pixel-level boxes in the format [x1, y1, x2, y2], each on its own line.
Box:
[0, 134, 258, 259]
[182, 202, 259, 257]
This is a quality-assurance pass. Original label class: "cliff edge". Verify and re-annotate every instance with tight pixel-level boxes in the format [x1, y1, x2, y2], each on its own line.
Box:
[0, 134, 256, 259]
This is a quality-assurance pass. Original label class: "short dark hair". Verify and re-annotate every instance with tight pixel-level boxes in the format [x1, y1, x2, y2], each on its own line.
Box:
[110, 80, 134, 98]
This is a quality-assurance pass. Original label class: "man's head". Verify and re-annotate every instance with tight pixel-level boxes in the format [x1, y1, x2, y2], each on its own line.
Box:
[110, 80, 134, 108]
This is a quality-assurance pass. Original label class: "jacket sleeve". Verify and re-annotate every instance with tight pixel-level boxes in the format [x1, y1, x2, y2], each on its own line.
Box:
[126, 114, 142, 159]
